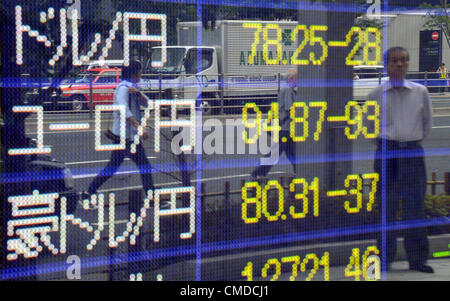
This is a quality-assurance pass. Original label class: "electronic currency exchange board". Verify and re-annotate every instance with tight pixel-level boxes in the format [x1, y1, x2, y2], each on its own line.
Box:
[1, 0, 449, 282]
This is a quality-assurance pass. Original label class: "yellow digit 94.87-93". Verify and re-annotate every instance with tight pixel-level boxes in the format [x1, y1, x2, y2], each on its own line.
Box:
[242, 101, 379, 144]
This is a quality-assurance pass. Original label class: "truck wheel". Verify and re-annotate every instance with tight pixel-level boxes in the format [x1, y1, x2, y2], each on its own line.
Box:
[71, 95, 86, 111]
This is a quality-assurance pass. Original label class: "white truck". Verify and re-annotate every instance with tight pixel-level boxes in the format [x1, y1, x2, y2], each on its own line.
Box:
[144, 20, 302, 114]
[144, 20, 382, 114]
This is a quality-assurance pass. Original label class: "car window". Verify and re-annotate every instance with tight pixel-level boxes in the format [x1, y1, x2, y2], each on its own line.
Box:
[95, 72, 118, 84]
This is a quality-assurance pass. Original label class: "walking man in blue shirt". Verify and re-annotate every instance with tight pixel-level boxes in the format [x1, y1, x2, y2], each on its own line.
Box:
[86, 60, 154, 277]
[87, 60, 154, 196]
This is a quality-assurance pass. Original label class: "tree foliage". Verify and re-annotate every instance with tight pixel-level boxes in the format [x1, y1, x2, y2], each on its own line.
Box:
[421, 1, 450, 48]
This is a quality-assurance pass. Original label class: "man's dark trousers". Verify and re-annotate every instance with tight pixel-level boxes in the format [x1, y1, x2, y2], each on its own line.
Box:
[88, 140, 154, 277]
[251, 130, 298, 178]
[375, 140, 429, 269]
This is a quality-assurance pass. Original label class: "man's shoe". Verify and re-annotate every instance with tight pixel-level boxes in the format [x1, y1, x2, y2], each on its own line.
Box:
[410, 264, 434, 273]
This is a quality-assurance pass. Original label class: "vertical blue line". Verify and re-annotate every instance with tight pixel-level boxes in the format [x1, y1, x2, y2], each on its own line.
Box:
[195, 0, 203, 281]
[382, 0, 389, 281]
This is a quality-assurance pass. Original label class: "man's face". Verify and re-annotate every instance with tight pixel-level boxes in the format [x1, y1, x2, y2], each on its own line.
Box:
[387, 50, 409, 80]
[131, 69, 142, 83]
[288, 71, 297, 88]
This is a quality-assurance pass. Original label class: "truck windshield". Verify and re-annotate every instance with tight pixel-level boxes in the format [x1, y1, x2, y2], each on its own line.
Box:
[146, 48, 186, 73]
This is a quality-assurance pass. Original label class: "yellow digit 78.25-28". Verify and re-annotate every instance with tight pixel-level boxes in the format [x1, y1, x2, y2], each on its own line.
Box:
[243, 23, 263, 65]
[263, 24, 283, 65]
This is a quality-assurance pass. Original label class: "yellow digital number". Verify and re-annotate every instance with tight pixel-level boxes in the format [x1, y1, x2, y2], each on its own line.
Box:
[242, 103, 262, 144]
[344, 101, 362, 140]
[281, 256, 301, 281]
[291, 25, 310, 65]
[345, 27, 364, 66]
[361, 101, 380, 139]
[309, 101, 327, 141]
[290, 102, 309, 142]
[262, 180, 284, 222]
[263, 24, 283, 65]
[289, 178, 309, 219]
[241, 261, 253, 281]
[262, 102, 281, 143]
[345, 248, 361, 281]
[364, 27, 381, 66]
[261, 258, 282, 281]
[362, 173, 379, 212]
[243, 23, 263, 65]
[241, 181, 262, 224]
[300, 253, 320, 281]
[309, 25, 328, 66]
[344, 174, 363, 214]
[319, 252, 330, 281]
[309, 177, 320, 217]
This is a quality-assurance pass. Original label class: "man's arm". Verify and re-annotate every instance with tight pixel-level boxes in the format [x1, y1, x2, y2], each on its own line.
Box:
[129, 86, 152, 107]
[423, 87, 433, 139]
[116, 85, 149, 140]
[278, 89, 292, 125]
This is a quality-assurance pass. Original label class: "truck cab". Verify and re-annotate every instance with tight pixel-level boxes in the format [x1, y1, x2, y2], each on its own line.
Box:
[145, 46, 220, 114]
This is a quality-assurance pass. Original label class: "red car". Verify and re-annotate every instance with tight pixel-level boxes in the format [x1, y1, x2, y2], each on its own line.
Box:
[60, 68, 121, 111]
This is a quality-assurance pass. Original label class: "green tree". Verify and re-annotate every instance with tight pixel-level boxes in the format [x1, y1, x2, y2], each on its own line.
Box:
[421, 1, 450, 48]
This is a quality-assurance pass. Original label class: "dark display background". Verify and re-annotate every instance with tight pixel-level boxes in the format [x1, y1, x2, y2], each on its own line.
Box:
[1, 0, 449, 281]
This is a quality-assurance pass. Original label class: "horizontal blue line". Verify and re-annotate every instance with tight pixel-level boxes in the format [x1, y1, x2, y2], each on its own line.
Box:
[1, 148, 450, 184]
[117, 0, 436, 14]
[2, 78, 446, 90]
[1, 216, 449, 280]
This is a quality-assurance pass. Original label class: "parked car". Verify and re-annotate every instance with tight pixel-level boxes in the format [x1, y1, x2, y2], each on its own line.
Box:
[59, 67, 122, 111]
